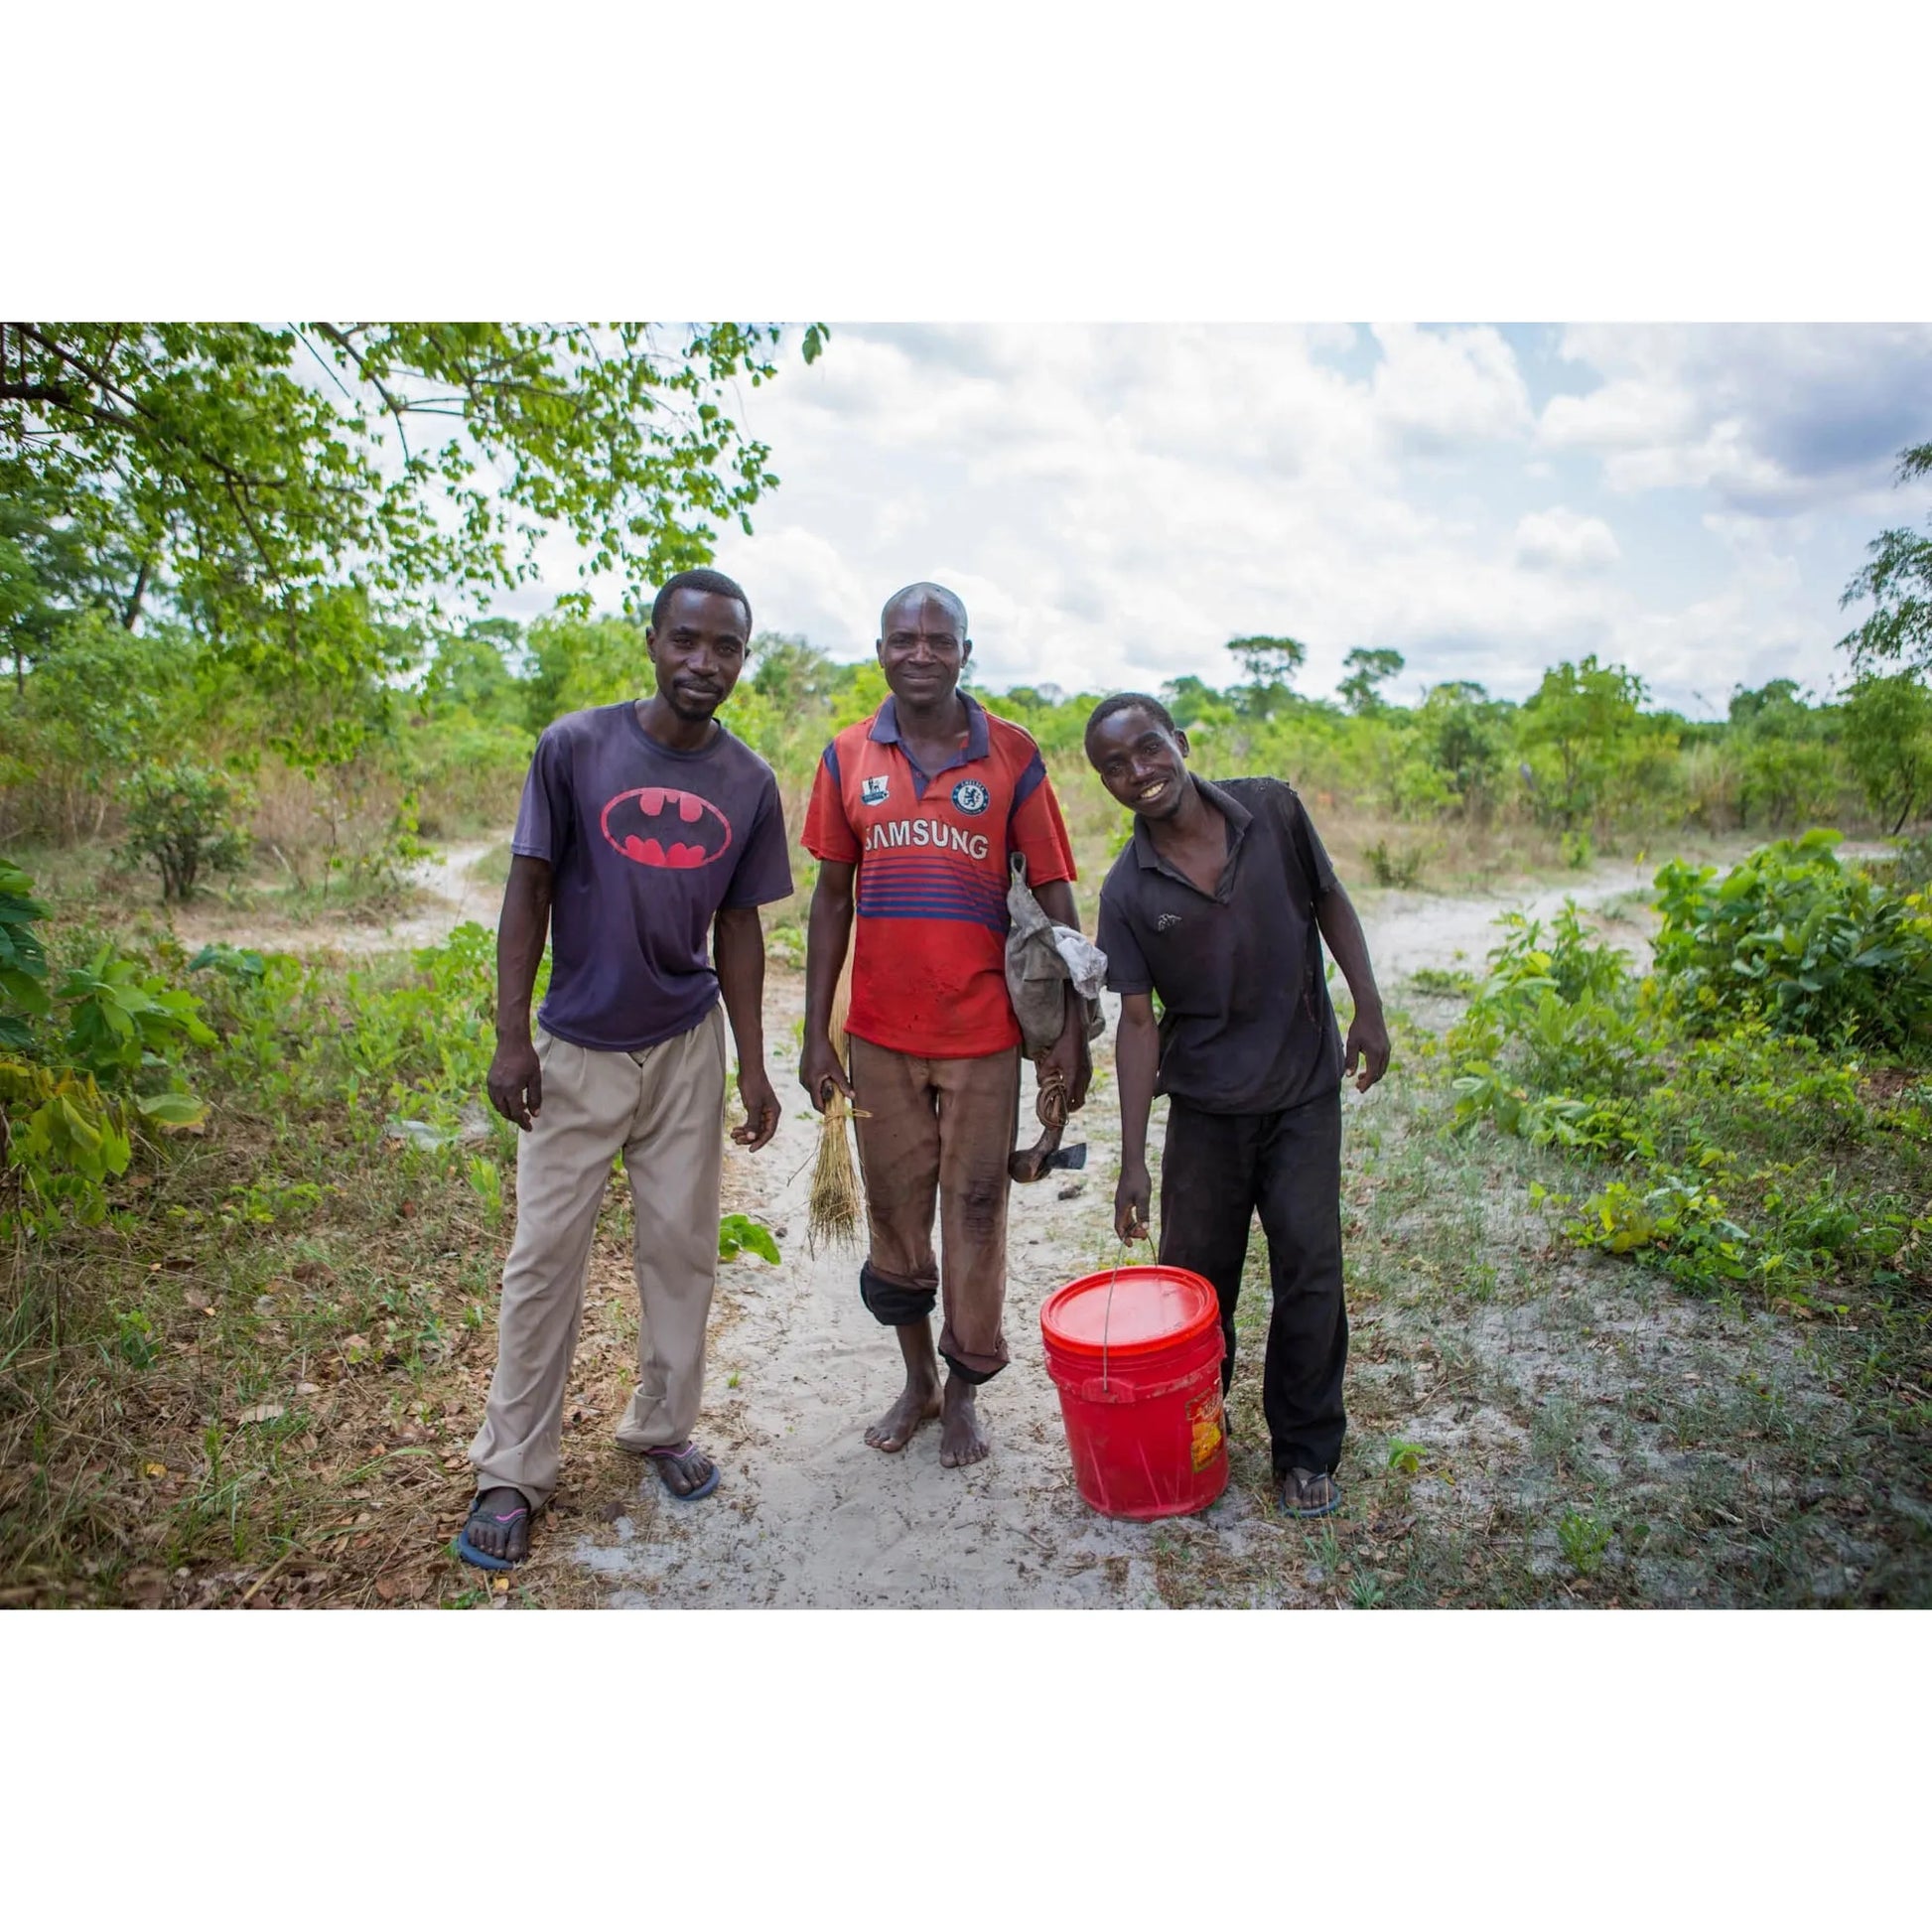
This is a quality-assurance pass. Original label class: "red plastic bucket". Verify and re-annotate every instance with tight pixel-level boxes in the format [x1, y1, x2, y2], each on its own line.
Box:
[1039, 1264, 1227, 1520]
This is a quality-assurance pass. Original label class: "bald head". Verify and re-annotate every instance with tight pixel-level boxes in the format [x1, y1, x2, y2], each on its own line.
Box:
[880, 581, 969, 640]
[876, 580, 972, 711]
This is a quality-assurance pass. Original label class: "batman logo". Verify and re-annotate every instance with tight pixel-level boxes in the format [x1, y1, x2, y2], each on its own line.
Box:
[600, 786, 735, 870]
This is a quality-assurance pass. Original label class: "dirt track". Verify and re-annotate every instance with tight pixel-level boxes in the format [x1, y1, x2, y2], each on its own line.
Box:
[201, 836, 1822, 1607]
[567, 863, 1677, 1607]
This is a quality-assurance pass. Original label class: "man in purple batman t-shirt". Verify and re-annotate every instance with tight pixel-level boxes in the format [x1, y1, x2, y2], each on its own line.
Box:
[457, 569, 794, 1573]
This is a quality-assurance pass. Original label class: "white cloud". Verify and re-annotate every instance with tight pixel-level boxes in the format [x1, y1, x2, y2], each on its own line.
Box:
[1368, 323, 1536, 451]
[1513, 506, 1621, 573]
[1539, 324, 1932, 513]
[500, 323, 1922, 716]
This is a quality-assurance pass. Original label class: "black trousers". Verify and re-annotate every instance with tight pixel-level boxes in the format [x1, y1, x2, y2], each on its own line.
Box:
[1158, 1087, 1347, 1477]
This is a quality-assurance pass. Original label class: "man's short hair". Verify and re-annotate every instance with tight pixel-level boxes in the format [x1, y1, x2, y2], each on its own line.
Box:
[881, 581, 969, 639]
[651, 567, 752, 635]
[1084, 691, 1176, 752]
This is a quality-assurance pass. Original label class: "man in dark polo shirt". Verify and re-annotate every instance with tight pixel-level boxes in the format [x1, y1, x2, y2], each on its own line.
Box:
[1086, 692, 1390, 1518]
[456, 568, 795, 1571]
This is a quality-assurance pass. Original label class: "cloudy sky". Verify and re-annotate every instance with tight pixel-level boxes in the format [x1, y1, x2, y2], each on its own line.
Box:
[524, 324, 1932, 718]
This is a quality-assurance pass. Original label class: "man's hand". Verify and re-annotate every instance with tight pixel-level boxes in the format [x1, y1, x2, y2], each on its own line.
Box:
[488, 1035, 542, 1131]
[1344, 1005, 1391, 1092]
[1040, 1030, 1081, 1117]
[1115, 1159, 1152, 1244]
[1040, 992, 1092, 1113]
[798, 1033, 852, 1112]
[733, 1064, 782, 1152]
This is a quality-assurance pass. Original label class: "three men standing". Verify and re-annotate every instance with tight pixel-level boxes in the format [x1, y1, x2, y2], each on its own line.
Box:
[460, 568, 1381, 1559]
[799, 584, 1085, 1469]
[1085, 693, 1389, 1518]
[460, 568, 793, 1571]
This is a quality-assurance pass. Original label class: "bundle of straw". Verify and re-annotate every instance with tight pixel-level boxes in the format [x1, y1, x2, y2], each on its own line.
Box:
[808, 953, 867, 1254]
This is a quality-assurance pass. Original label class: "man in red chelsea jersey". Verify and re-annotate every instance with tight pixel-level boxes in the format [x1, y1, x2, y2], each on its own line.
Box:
[800, 583, 1086, 1467]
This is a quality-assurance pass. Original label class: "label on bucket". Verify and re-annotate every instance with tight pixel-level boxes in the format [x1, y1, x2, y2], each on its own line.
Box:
[1188, 1392, 1224, 1471]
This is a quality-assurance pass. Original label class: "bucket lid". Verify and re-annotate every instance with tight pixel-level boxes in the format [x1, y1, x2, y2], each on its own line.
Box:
[1039, 1265, 1219, 1358]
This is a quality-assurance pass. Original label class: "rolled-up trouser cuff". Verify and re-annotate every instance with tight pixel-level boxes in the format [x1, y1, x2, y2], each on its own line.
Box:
[939, 1348, 1004, 1386]
[860, 1261, 936, 1327]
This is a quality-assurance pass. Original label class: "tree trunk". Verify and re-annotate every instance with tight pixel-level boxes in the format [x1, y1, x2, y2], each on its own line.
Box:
[122, 555, 153, 630]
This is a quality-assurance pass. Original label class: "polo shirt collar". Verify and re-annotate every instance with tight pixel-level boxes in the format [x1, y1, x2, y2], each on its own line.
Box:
[1132, 774, 1253, 872]
[870, 691, 991, 765]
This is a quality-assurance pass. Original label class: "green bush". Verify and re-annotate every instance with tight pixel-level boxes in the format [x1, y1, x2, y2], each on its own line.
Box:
[0, 859, 49, 1050]
[120, 759, 252, 900]
[1651, 829, 1932, 1055]
[0, 864, 213, 1232]
[1365, 839, 1427, 888]
[1448, 903, 1651, 1141]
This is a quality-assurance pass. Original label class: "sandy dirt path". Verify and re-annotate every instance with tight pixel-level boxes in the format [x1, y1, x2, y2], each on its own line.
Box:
[169, 838, 509, 957]
[571, 863, 1676, 1608]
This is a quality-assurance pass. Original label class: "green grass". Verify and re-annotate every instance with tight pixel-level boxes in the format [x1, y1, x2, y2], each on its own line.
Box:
[1138, 990, 1930, 1610]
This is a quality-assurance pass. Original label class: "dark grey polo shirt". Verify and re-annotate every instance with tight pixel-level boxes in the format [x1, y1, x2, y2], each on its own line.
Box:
[1096, 776, 1344, 1115]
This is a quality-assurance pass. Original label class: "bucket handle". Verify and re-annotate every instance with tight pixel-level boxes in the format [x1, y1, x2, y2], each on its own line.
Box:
[1097, 1235, 1151, 1394]
[1071, 1368, 1214, 1405]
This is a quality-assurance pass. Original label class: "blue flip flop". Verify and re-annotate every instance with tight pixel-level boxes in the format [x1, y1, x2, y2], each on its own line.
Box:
[645, 1442, 722, 1501]
[454, 1493, 530, 1571]
[1280, 1469, 1343, 1519]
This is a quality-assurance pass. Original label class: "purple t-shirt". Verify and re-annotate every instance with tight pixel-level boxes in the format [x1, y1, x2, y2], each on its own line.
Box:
[511, 703, 794, 1052]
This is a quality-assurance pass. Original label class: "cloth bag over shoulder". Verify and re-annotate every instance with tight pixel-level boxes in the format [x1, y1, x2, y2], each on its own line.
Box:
[1004, 853, 1106, 1182]
[1005, 853, 1106, 1055]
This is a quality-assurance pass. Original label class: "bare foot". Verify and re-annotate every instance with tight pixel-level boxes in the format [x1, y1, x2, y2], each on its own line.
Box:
[866, 1374, 940, 1451]
[938, 1377, 990, 1468]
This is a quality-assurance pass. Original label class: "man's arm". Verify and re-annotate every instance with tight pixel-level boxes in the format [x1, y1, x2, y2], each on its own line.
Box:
[1113, 991, 1161, 1241]
[714, 905, 780, 1152]
[487, 854, 553, 1131]
[1034, 877, 1091, 1110]
[1315, 881, 1391, 1092]
[799, 859, 855, 1110]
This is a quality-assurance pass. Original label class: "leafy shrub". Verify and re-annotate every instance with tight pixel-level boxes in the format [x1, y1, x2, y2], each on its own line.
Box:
[121, 760, 252, 900]
[1365, 839, 1426, 888]
[1564, 1174, 1751, 1283]
[0, 859, 50, 1050]
[1871, 835, 1932, 896]
[1408, 966, 1476, 998]
[1651, 829, 1932, 1054]
[0, 865, 213, 1231]
[1449, 904, 1650, 1138]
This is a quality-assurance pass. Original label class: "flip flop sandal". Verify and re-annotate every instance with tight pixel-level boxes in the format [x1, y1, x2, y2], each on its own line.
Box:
[1280, 1469, 1342, 1519]
[645, 1442, 722, 1501]
[454, 1494, 530, 1572]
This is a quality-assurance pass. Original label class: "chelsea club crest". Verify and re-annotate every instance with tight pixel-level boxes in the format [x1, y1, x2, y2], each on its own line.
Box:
[950, 779, 990, 815]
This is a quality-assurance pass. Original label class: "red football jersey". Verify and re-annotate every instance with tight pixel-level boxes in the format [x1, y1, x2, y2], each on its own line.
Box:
[803, 694, 1076, 1057]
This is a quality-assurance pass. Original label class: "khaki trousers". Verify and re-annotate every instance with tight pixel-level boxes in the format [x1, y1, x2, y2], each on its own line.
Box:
[468, 1005, 727, 1510]
[848, 1035, 1021, 1384]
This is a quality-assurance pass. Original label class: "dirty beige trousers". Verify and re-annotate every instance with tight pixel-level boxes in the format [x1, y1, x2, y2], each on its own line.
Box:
[468, 1005, 727, 1510]
[847, 1035, 1022, 1383]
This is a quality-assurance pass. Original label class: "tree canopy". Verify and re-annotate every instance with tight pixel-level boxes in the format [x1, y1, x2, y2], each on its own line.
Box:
[0, 321, 827, 731]
[1840, 441, 1932, 675]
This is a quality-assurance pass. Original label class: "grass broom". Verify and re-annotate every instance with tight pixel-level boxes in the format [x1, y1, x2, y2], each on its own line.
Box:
[808, 950, 867, 1254]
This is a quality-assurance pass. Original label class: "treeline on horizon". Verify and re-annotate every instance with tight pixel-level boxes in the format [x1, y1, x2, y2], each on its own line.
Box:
[3, 605, 1925, 900]
[5, 328, 1927, 903]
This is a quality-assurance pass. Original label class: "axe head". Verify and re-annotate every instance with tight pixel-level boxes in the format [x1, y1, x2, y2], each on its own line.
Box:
[1038, 1141, 1087, 1173]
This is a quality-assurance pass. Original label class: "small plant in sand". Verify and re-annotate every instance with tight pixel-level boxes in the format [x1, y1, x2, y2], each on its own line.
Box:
[719, 1212, 780, 1264]
[1558, 1509, 1613, 1578]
